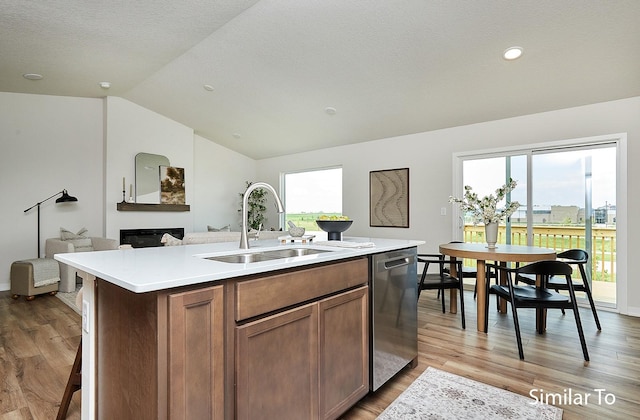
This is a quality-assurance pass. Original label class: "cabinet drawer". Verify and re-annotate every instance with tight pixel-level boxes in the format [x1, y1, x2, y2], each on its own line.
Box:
[236, 258, 368, 321]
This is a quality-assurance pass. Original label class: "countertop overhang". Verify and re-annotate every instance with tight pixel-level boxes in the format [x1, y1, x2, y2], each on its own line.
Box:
[55, 236, 424, 293]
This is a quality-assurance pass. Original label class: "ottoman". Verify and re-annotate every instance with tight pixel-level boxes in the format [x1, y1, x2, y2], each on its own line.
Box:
[11, 258, 60, 301]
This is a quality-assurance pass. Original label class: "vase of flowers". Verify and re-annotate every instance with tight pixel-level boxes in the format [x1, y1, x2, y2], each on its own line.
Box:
[449, 179, 520, 249]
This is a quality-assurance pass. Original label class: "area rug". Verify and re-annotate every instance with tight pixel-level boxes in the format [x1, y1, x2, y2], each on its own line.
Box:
[377, 367, 563, 420]
[55, 287, 81, 315]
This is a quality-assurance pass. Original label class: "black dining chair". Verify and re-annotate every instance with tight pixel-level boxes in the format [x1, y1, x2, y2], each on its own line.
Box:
[418, 254, 465, 329]
[516, 249, 601, 330]
[485, 260, 589, 361]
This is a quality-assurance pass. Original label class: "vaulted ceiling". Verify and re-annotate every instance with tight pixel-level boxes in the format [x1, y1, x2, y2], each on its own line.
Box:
[3, 0, 640, 159]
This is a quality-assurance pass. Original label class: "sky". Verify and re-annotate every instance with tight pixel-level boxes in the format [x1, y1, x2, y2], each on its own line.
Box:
[284, 167, 342, 213]
[462, 146, 616, 209]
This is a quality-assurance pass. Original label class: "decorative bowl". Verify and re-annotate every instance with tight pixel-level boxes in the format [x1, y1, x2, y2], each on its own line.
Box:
[316, 220, 353, 240]
[288, 227, 305, 237]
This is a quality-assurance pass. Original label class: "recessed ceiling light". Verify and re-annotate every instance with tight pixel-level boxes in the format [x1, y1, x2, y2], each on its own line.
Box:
[232, 133, 242, 139]
[98, 81, 111, 89]
[325, 107, 337, 116]
[503, 46, 523, 60]
[203, 84, 214, 91]
[23, 73, 43, 80]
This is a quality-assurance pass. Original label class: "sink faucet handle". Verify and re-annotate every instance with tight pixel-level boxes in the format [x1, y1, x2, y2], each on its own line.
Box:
[255, 223, 262, 240]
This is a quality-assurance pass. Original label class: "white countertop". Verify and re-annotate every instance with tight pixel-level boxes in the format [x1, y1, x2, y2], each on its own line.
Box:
[55, 236, 423, 293]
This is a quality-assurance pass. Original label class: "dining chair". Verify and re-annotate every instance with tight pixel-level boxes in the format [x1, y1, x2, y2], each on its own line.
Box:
[417, 253, 465, 329]
[516, 249, 601, 330]
[485, 260, 589, 361]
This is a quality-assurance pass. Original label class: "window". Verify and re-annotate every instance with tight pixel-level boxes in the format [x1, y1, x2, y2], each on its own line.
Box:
[282, 167, 342, 231]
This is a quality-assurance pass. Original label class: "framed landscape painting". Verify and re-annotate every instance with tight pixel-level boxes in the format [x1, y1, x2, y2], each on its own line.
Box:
[160, 166, 185, 204]
[370, 168, 409, 228]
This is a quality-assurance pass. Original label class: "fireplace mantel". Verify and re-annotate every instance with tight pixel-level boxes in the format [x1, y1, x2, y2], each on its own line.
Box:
[116, 202, 190, 212]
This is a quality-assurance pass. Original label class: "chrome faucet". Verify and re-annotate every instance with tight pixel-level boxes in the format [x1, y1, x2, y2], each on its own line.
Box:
[240, 182, 284, 249]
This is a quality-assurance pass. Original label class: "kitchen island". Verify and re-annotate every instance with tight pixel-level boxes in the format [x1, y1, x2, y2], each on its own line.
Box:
[56, 236, 423, 419]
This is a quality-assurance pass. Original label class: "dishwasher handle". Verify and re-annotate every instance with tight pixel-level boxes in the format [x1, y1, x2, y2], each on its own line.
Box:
[377, 255, 415, 272]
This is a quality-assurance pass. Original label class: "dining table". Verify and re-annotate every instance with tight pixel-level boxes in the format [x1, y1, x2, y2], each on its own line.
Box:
[438, 242, 557, 332]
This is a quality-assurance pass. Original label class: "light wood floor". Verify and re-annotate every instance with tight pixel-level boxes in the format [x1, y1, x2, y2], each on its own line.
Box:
[1, 289, 638, 419]
[0, 291, 81, 420]
[343, 290, 640, 420]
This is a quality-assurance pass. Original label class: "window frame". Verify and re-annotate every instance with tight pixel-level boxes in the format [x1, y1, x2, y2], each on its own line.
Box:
[451, 133, 627, 313]
[279, 165, 343, 230]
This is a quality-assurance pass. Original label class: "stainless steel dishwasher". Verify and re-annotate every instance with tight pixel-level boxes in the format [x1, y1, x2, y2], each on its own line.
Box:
[370, 247, 418, 391]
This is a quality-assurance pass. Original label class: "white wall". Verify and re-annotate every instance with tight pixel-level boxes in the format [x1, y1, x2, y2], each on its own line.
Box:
[0, 92, 104, 290]
[104, 97, 195, 239]
[193, 135, 256, 232]
[257, 97, 640, 315]
[104, 98, 258, 239]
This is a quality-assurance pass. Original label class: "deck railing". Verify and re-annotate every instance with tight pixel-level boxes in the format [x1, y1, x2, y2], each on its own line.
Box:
[462, 224, 616, 282]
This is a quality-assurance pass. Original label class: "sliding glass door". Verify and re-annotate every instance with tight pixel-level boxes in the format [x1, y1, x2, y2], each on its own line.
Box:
[457, 142, 617, 307]
[530, 145, 616, 306]
[461, 155, 527, 245]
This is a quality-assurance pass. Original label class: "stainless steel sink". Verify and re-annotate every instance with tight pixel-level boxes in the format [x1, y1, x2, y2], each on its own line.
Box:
[205, 253, 275, 264]
[260, 248, 330, 258]
[205, 247, 331, 264]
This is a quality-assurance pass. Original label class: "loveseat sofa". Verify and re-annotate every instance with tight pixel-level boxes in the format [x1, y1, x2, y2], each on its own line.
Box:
[45, 236, 119, 292]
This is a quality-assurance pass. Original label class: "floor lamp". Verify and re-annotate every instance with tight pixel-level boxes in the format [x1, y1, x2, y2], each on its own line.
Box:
[24, 189, 78, 258]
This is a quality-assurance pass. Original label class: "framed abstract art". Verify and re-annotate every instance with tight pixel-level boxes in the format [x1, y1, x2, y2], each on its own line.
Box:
[369, 168, 409, 228]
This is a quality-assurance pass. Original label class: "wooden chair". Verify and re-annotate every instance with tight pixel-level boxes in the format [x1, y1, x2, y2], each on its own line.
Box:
[516, 249, 601, 330]
[418, 254, 465, 329]
[58, 286, 83, 419]
[485, 260, 589, 361]
[57, 340, 82, 419]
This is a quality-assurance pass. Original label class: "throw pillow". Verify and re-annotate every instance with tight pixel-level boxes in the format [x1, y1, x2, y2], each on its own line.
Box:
[60, 227, 88, 240]
[208, 224, 231, 232]
[68, 238, 94, 252]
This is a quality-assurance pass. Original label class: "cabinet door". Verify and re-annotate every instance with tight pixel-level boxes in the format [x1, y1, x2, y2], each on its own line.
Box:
[167, 285, 225, 419]
[319, 286, 369, 420]
[236, 303, 319, 420]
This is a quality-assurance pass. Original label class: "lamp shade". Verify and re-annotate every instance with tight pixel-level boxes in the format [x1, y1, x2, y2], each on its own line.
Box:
[56, 189, 78, 203]
[23, 189, 79, 258]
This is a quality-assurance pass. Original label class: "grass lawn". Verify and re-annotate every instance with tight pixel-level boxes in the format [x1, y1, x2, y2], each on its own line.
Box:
[285, 213, 343, 230]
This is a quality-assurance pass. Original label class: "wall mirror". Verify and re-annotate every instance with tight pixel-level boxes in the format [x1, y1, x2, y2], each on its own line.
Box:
[135, 152, 170, 203]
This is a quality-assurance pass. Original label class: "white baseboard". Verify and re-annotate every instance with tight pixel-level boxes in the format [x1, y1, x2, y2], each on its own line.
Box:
[625, 306, 640, 317]
[0, 281, 9, 292]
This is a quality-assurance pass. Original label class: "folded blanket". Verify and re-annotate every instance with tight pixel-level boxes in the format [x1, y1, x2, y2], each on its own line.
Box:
[161, 233, 184, 246]
[17, 258, 60, 287]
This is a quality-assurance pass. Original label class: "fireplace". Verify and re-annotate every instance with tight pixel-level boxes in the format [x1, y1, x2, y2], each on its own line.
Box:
[120, 228, 184, 248]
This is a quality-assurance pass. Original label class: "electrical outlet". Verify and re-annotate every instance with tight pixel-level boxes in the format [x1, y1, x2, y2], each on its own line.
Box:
[441, 207, 447, 216]
[82, 300, 89, 333]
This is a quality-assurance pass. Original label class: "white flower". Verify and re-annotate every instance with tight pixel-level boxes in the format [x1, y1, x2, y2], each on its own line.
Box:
[449, 179, 520, 225]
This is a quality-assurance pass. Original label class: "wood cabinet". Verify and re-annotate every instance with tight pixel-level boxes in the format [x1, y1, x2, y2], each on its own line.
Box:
[235, 258, 369, 420]
[319, 286, 369, 419]
[166, 286, 225, 419]
[96, 280, 224, 419]
[236, 302, 319, 420]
